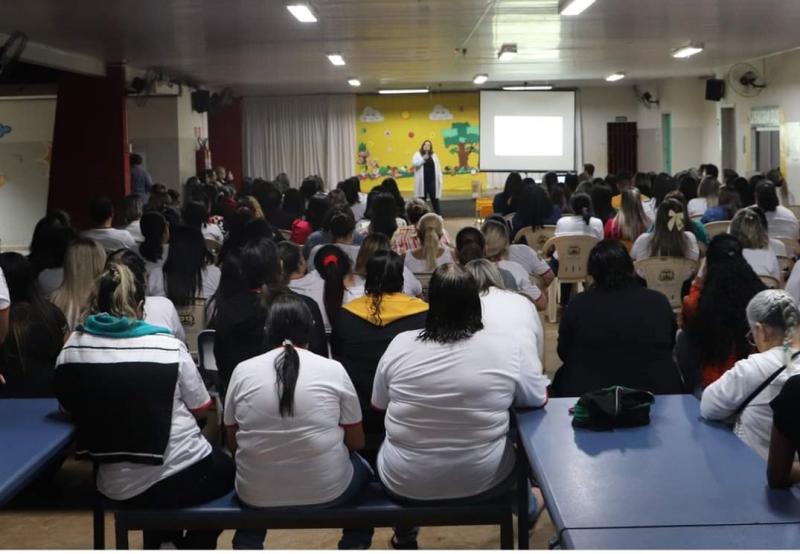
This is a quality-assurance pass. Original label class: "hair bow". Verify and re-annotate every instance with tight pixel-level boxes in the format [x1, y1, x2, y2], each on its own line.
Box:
[667, 210, 685, 232]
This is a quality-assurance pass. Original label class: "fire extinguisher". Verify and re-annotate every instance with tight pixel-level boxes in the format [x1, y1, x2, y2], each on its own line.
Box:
[196, 137, 211, 177]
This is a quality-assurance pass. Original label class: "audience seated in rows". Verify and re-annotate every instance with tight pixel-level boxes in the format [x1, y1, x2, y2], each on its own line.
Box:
[757, 180, 799, 239]
[404, 213, 453, 273]
[82, 197, 136, 252]
[630, 198, 699, 262]
[391, 198, 451, 255]
[50, 238, 107, 331]
[730, 207, 782, 281]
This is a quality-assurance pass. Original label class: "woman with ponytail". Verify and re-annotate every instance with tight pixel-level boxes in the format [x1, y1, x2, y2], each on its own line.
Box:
[54, 263, 233, 549]
[555, 193, 604, 240]
[702, 289, 800, 460]
[630, 198, 699, 261]
[332, 250, 428, 458]
[224, 295, 372, 550]
[313, 244, 358, 333]
[730, 207, 782, 282]
[404, 213, 453, 273]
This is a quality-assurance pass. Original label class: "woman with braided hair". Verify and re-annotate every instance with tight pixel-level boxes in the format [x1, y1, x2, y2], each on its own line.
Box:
[701, 289, 800, 459]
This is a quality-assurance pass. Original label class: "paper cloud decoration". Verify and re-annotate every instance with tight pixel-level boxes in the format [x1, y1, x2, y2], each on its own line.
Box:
[0, 124, 11, 138]
[359, 107, 384, 123]
[428, 105, 453, 121]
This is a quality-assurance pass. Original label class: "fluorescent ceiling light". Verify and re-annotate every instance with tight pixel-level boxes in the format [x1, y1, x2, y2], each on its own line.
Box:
[502, 85, 553, 91]
[672, 44, 704, 59]
[498, 43, 517, 62]
[559, 0, 597, 16]
[378, 88, 429, 95]
[347, 78, 361, 87]
[287, 4, 317, 23]
[605, 72, 625, 82]
[473, 74, 489, 85]
[327, 53, 346, 66]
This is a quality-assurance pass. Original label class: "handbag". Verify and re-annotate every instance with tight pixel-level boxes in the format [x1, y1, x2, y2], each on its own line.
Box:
[571, 386, 656, 431]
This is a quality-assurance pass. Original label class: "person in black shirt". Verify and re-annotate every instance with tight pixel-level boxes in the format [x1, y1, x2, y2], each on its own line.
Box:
[412, 140, 443, 215]
[768, 374, 800, 488]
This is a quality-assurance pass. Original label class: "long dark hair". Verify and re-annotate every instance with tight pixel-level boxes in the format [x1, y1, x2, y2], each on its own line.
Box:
[305, 195, 333, 231]
[756, 180, 780, 213]
[419, 140, 433, 156]
[183, 200, 210, 230]
[688, 234, 766, 366]
[28, 213, 75, 274]
[381, 178, 406, 216]
[418, 263, 483, 344]
[364, 250, 405, 325]
[369, 193, 399, 236]
[163, 225, 210, 306]
[214, 238, 282, 308]
[265, 294, 313, 417]
[0, 252, 36, 304]
[313, 244, 352, 323]
[518, 184, 554, 231]
[139, 211, 168, 263]
[570, 192, 593, 225]
[590, 185, 615, 224]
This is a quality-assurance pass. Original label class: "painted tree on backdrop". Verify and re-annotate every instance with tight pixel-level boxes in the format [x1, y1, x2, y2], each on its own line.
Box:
[442, 122, 479, 170]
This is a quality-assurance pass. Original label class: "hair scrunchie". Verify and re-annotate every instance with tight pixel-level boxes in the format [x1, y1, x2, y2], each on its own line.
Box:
[322, 254, 338, 267]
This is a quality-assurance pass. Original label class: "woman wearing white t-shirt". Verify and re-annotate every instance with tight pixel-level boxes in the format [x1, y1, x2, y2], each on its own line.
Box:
[371, 264, 549, 548]
[224, 295, 371, 550]
[404, 213, 453, 273]
[482, 219, 546, 310]
[729, 207, 782, 282]
[687, 177, 720, 220]
[630, 198, 700, 262]
[757, 180, 800, 239]
[555, 193, 604, 241]
[701, 290, 800, 459]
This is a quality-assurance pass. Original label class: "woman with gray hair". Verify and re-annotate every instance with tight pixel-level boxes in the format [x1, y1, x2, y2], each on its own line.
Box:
[464, 259, 544, 366]
[701, 289, 800, 459]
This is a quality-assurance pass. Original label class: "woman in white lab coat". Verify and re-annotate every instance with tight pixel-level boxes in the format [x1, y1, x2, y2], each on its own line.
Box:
[412, 140, 443, 215]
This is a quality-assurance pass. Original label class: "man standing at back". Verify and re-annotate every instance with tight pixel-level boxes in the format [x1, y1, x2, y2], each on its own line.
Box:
[130, 153, 153, 202]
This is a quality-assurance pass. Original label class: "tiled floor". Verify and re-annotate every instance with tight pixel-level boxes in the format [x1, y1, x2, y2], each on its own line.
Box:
[0, 217, 561, 549]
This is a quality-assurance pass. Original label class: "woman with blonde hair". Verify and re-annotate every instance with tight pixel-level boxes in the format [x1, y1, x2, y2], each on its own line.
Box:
[688, 177, 720, 220]
[482, 220, 546, 310]
[51, 237, 107, 330]
[404, 213, 453, 273]
[237, 195, 265, 219]
[603, 189, 651, 249]
[630, 198, 699, 262]
[730, 207, 781, 281]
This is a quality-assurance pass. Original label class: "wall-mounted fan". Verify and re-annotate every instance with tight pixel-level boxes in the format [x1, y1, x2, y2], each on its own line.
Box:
[634, 85, 659, 109]
[0, 32, 28, 78]
[728, 63, 767, 97]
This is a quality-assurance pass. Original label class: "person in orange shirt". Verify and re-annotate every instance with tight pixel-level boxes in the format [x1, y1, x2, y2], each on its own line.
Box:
[682, 234, 766, 387]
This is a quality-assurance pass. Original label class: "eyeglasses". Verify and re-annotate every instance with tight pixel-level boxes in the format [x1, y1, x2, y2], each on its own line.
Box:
[746, 330, 756, 347]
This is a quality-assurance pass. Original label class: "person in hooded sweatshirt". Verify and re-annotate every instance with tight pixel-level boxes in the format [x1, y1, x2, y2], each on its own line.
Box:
[331, 250, 428, 458]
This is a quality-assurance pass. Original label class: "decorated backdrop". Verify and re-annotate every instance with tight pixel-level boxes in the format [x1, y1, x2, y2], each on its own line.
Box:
[355, 92, 484, 196]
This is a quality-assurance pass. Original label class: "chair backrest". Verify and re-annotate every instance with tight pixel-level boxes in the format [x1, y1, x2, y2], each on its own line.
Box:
[414, 272, 434, 301]
[542, 235, 600, 282]
[176, 298, 207, 359]
[634, 257, 699, 309]
[775, 236, 800, 258]
[759, 274, 782, 289]
[787, 205, 800, 220]
[703, 220, 731, 240]
[197, 329, 218, 391]
[503, 212, 516, 222]
[514, 225, 556, 254]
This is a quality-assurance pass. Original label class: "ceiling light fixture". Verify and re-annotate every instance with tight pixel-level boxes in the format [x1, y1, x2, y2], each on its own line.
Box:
[347, 78, 361, 87]
[498, 43, 517, 62]
[473, 74, 489, 85]
[287, 4, 317, 23]
[605, 72, 626, 82]
[502, 85, 553, 91]
[672, 43, 704, 59]
[378, 88, 430, 95]
[559, 0, 597, 16]
[327, 53, 346, 66]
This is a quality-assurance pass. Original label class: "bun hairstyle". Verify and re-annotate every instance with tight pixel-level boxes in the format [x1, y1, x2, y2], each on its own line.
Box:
[313, 244, 352, 322]
[746, 289, 800, 365]
[364, 250, 405, 325]
[265, 294, 313, 417]
[326, 207, 356, 240]
[417, 213, 444, 271]
[85, 262, 145, 322]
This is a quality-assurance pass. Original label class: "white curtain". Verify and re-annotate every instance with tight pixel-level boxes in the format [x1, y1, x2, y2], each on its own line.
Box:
[243, 95, 356, 188]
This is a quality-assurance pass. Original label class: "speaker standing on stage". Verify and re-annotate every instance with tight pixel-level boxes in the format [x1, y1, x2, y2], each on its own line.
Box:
[412, 140, 443, 215]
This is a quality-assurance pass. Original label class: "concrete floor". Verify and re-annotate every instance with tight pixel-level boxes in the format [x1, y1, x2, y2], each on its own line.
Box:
[0, 217, 562, 549]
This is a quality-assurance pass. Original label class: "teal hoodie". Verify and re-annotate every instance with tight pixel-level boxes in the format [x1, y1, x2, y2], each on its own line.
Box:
[79, 313, 171, 338]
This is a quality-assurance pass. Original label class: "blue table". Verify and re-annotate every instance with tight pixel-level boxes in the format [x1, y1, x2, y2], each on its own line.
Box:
[562, 523, 800, 549]
[516, 395, 800, 548]
[0, 398, 75, 506]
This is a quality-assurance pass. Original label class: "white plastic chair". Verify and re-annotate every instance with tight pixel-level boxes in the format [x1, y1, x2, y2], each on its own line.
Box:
[703, 221, 731, 240]
[514, 225, 556, 254]
[541, 235, 600, 323]
[634, 257, 699, 311]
